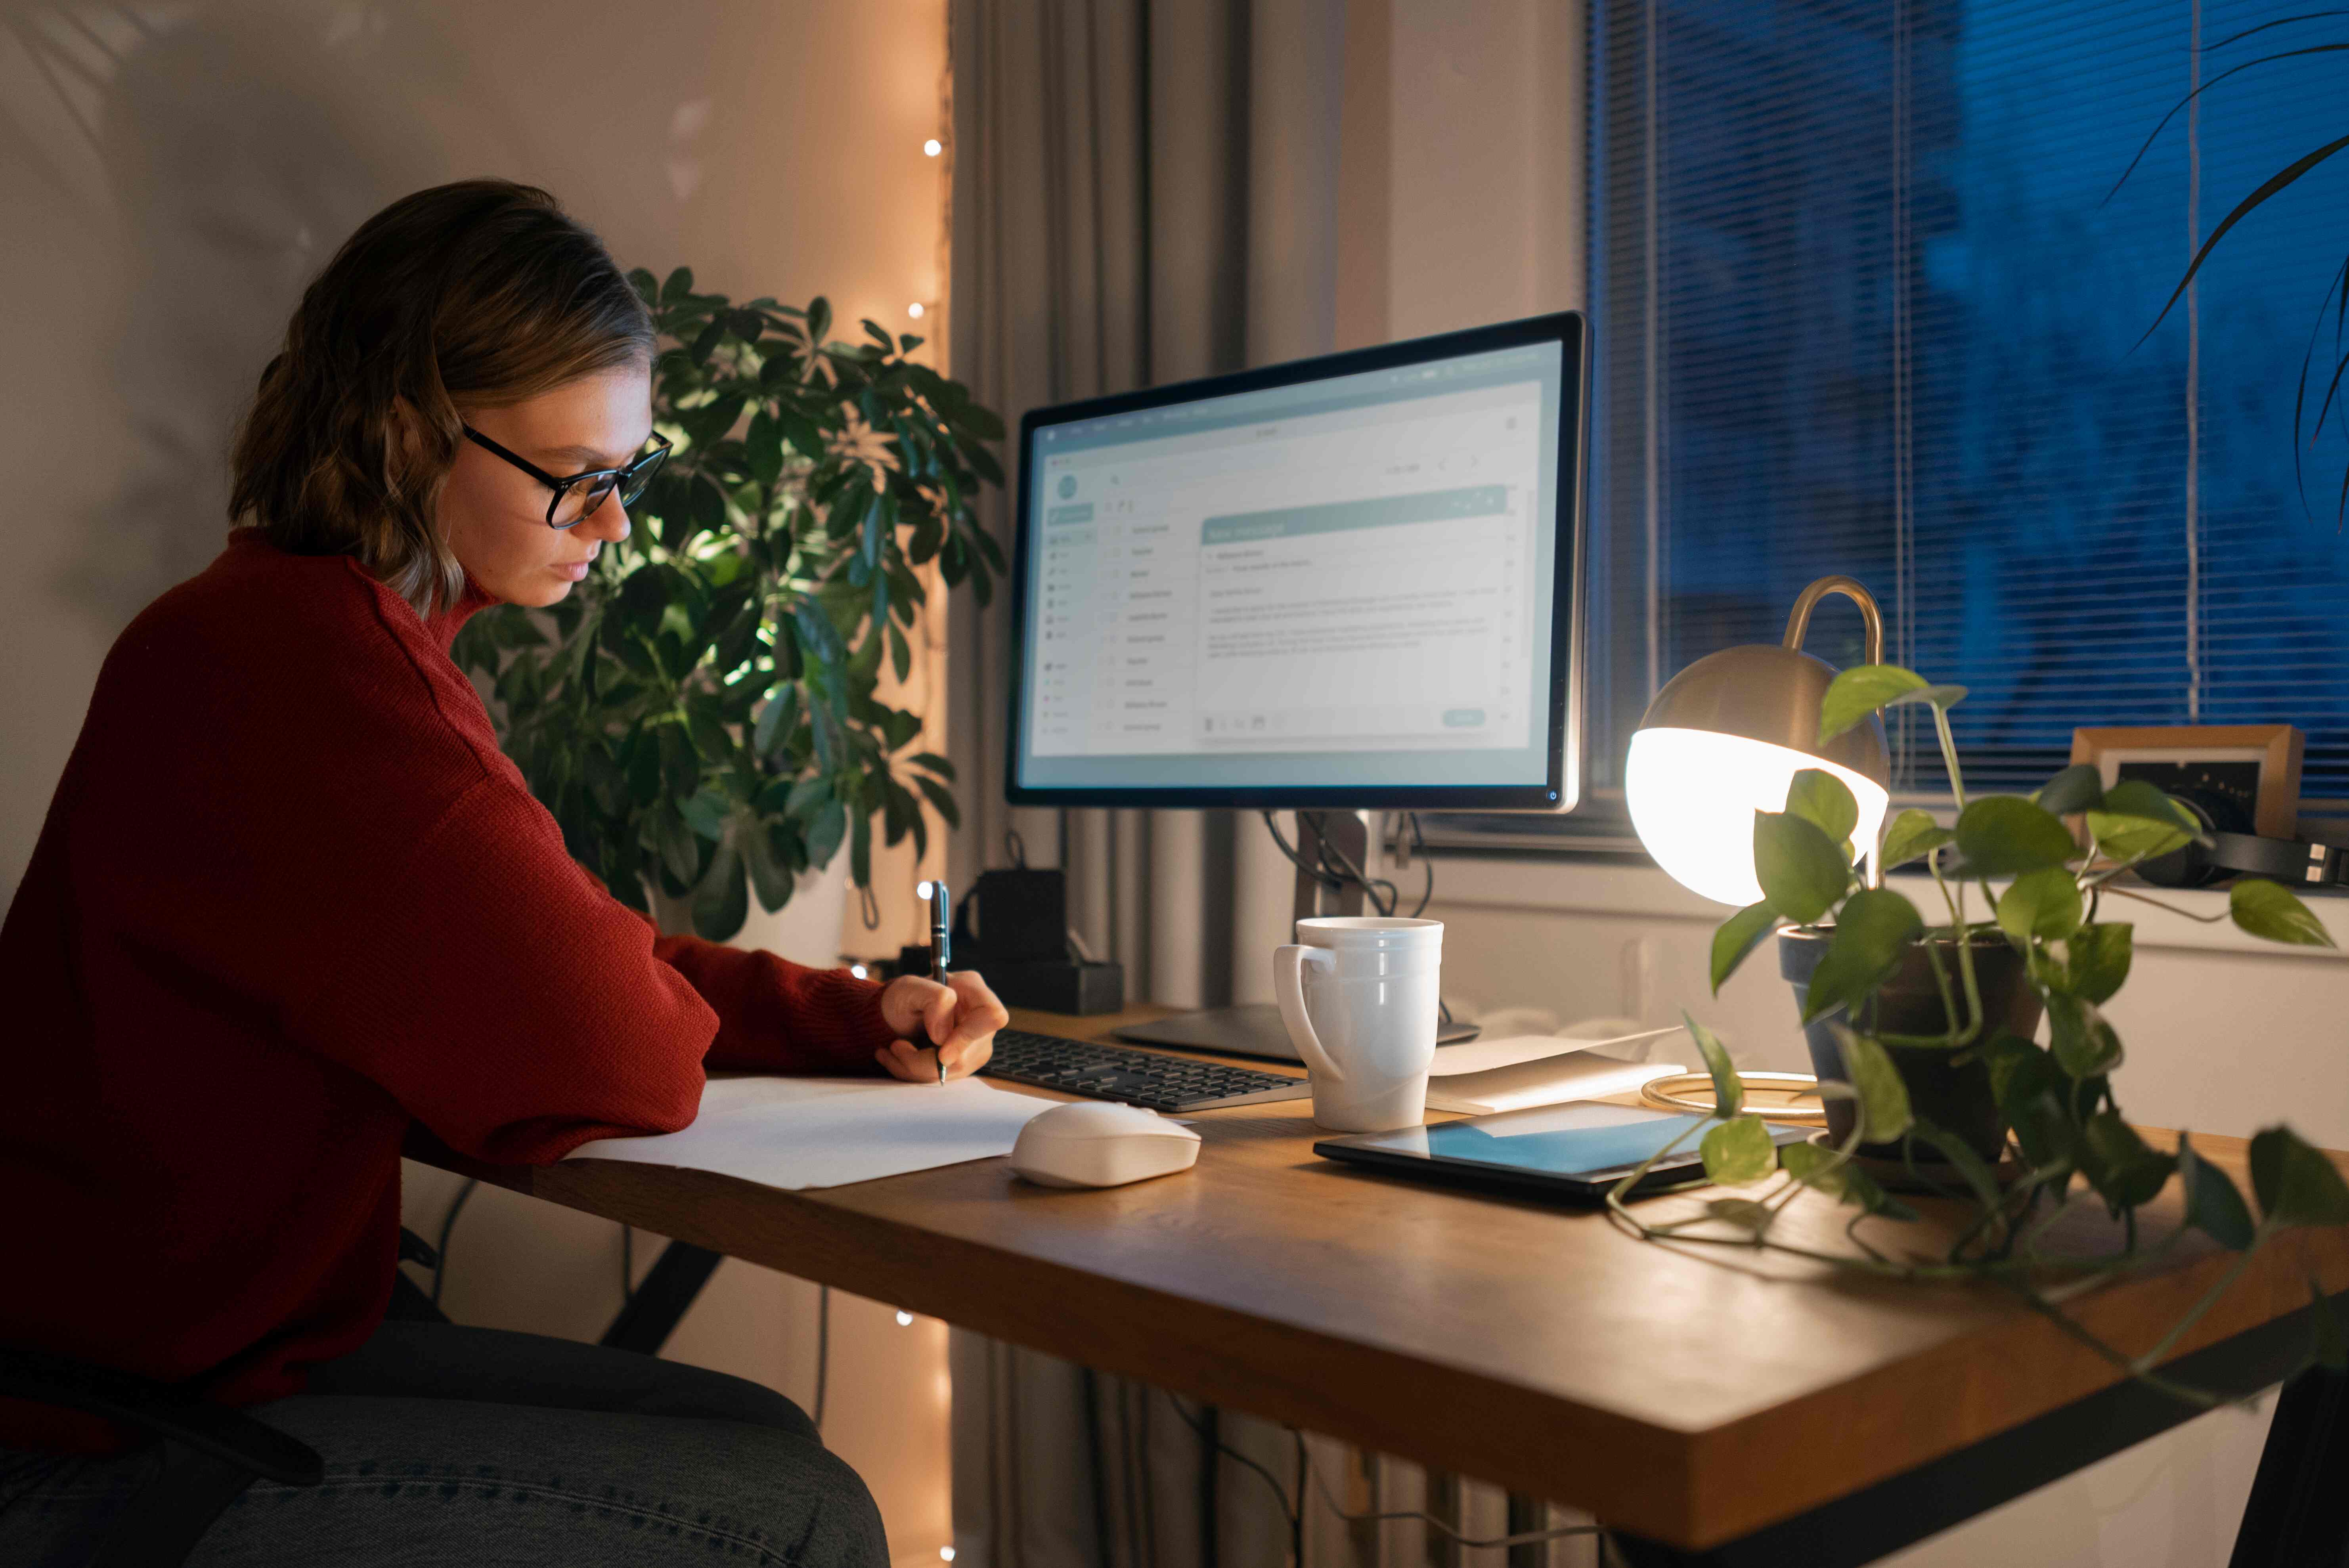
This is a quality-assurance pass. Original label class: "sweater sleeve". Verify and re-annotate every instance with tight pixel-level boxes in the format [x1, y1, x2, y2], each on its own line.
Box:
[564, 864, 900, 1072]
[285, 777, 743, 1166]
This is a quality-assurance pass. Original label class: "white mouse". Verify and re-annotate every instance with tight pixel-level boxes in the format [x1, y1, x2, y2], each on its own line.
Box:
[1010, 1101, 1202, 1188]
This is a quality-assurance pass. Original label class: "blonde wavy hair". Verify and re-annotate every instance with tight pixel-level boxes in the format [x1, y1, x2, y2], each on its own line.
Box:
[230, 179, 654, 615]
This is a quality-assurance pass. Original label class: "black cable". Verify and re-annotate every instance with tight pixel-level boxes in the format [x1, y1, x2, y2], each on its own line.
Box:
[430, 1178, 478, 1309]
[813, 1285, 831, 1432]
[1261, 811, 1347, 893]
[1290, 1431, 1306, 1568]
[1303, 811, 1397, 916]
[1160, 1393, 1299, 1545]
[1405, 812, 1435, 919]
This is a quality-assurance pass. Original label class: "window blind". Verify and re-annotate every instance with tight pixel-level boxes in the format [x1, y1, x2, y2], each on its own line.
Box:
[1587, 0, 2349, 810]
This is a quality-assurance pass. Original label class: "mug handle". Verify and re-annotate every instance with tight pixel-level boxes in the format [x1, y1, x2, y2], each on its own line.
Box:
[1272, 945, 1343, 1082]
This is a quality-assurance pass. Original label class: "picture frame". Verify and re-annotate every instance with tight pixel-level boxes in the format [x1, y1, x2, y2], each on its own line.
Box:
[2069, 725, 2304, 838]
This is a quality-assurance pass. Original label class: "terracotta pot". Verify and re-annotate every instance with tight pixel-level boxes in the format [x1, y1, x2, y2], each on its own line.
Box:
[1777, 929, 2043, 1164]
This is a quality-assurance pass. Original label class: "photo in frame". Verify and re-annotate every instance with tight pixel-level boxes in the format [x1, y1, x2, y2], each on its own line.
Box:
[2068, 725, 2304, 838]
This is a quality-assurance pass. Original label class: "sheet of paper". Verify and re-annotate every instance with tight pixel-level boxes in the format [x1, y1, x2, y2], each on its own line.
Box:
[564, 1074, 1058, 1191]
[1427, 1025, 1682, 1077]
[1424, 1054, 1684, 1116]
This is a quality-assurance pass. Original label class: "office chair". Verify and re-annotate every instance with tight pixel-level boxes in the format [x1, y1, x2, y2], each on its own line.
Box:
[0, 1342, 322, 1568]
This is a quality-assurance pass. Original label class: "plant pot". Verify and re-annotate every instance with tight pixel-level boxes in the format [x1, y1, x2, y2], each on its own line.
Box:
[1777, 928, 2043, 1165]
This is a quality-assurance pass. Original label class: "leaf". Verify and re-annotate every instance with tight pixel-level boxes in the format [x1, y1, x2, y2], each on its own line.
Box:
[2063, 922, 2134, 1004]
[805, 800, 849, 866]
[1685, 1012, 1742, 1118]
[911, 771, 962, 829]
[1710, 901, 1782, 994]
[2078, 1112, 2176, 1210]
[1818, 664, 1927, 744]
[662, 266, 695, 304]
[653, 806, 701, 886]
[1799, 889, 1923, 1025]
[742, 816, 794, 911]
[2046, 992, 2124, 1079]
[1880, 808, 1955, 870]
[754, 686, 800, 758]
[2140, 132, 2349, 343]
[2034, 763, 2106, 817]
[1781, 1139, 1918, 1220]
[1705, 1197, 1774, 1230]
[805, 295, 833, 344]
[1954, 795, 2079, 877]
[2100, 778, 2195, 829]
[2177, 1135, 2255, 1250]
[1832, 1026, 1913, 1144]
[2230, 879, 2336, 948]
[1982, 1034, 2075, 1168]
[2249, 1128, 2349, 1227]
[1908, 1119, 2005, 1214]
[1783, 768, 1859, 846]
[2087, 779, 2199, 862]
[1700, 1117, 1779, 1186]
[1753, 810, 1852, 924]
[679, 787, 730, 841]
[691, 841, 749, 941]
[1997, 867, 2084, 943]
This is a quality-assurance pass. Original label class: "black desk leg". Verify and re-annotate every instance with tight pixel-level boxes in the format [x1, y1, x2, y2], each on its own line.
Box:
[599, 1241, 722, 1356]
[2228, 1362, 2349, 1568]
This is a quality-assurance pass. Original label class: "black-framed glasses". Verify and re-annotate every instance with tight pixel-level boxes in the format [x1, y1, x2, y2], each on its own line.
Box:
[461, 425, 671, 530]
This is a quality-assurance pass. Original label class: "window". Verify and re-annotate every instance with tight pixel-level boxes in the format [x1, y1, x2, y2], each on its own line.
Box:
[1576, 0, 2349, 823]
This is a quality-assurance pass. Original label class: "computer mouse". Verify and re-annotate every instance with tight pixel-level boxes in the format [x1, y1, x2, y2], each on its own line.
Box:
[1009, 1101, 1202, 1188]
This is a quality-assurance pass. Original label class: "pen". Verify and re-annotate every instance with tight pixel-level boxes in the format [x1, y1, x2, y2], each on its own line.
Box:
[919, 879, 950, 1084]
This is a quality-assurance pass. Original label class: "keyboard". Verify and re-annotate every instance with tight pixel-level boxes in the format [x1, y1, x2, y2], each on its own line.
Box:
[980, 1028, 1311, 1112]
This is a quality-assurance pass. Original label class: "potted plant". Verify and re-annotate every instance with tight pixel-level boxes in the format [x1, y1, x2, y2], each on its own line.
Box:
[453, 270, 1006, 939]
[1631, 664, 2346, 1396]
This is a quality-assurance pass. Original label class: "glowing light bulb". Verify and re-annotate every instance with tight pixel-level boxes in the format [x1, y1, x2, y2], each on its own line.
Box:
[908, 302, 926, 319]
[849, 964, 868, 980]
[895, 1310, 914, 1326]
[1624, 728, 1886, 908]
[940, 1550, 957, 1562]
[924, 138, 944, 157]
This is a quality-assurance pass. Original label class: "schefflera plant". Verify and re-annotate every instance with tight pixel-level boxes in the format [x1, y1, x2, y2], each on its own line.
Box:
[455, 273, 1007, 939]
[1615, 665, 2348, 1399]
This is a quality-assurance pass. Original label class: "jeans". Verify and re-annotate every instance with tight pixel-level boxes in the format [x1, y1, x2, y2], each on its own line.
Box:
[0, 1321, 885, 1568]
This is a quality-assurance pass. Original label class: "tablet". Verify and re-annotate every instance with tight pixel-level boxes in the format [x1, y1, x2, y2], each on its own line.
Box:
[1313, 1101, 1813, 1202]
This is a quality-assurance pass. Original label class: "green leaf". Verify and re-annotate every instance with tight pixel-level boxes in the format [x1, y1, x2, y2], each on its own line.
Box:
[2062, 922, 2134, 1004]
[1996, 867, 2084, 943]
[2086, 779, 2198, 862]
[742, 817, 794, 911]
[1880, 808, 1955, 871]
[1982, 1034, 2075, 1168]
[653, 806, 701, 886]
[1954, 795, 2079, 877]
[1818, 664, 1927, 744]
[754, 686, 800, 758]
[2101, 778, 2196, 828]
[2034, 763, 2106, 817]
[1832, 1026, 1913, 1143]
[805, 800, 848, 866]
[2046, 992, 2123, 1079]
[1784, 768, 1859, 845]
[1753, 811, 1852, 924]
[691, 841, 749, 941]
[805, 295, 833, 344]
[911, 771, 961, 829]
[2249, 1128, 2349, 1227]
[2078, 1112, 2176, 1210]
[2230, 879, 2337, 948]
[1705, 1197, 1774, 1230]
[1685, 1012, 1742, 1118]
[662, 266, 695, 304]
[1780, 1139, 1919, 1220]
[2177, 1135, 2255, 1250]
[1799, 889, 1924, 1025]
[1710, 901, 1782, 994]
[679, 787, 729, 841]
[1700, 1117, 1779, 1186]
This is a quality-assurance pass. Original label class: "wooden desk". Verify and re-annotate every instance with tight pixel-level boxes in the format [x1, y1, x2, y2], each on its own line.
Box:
[410, 1006, 2349, 1563]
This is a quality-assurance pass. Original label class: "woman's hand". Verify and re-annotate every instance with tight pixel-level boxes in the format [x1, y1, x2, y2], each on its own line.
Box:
[877, 970, 1008, 1082]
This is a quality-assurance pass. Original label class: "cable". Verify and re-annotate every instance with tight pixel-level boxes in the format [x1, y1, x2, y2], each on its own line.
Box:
[1160, 1393, 1299, 1539]
[430, 1178, 478, 1309]
[813, 1285, 831, 1432]
[1404, 812, 1435, 919]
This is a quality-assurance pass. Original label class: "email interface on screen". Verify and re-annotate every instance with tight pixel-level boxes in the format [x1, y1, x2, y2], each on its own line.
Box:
[1015, 341, 1567, 793]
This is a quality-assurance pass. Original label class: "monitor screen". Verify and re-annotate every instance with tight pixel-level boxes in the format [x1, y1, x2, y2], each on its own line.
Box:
[1004, 312, 1587, 811]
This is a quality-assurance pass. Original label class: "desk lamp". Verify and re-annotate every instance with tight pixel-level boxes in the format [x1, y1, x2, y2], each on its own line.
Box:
[1625, 576, 1892, 906]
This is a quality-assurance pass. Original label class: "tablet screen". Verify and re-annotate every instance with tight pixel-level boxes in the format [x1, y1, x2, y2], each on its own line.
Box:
[1331, 1101, 1810, 1182]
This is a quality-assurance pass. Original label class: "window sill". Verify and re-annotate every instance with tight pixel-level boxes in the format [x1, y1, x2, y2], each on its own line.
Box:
[1394, 849, 2349, 959]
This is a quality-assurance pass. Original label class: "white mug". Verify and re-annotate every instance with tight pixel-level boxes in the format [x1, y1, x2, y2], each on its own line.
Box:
[1272, 917, 1444, 1131]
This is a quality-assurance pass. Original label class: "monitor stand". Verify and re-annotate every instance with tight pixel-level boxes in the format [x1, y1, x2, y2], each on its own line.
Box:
[1113, 812, 1479, 1062]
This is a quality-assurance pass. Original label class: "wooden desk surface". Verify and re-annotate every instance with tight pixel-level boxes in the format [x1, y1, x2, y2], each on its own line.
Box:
[413, 1005, 2349, 1549]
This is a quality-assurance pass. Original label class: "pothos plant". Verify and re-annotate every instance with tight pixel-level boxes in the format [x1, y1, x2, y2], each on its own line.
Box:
[453, 270, 1007, 939]
[1613, 665, 2349, 1400]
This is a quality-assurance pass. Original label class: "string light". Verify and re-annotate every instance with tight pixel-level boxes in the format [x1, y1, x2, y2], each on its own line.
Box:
[895, 1309, 914, 1326]
[923, 138, 943, 157]
[908, 302, 926, 319]
[939, 1550, 956, 1562]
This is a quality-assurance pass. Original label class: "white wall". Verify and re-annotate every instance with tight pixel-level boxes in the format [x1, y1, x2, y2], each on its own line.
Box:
[2, 5, 955, 1561]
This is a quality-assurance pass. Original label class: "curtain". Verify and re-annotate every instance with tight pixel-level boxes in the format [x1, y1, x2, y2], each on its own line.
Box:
[942, 7, 1602, 1567]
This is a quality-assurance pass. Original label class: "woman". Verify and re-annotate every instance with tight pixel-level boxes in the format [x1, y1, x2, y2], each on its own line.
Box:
[0, 179, 1004, 1565]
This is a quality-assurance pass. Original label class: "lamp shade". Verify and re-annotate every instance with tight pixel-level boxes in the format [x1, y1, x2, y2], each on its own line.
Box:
[1625, 580, 1893, 908]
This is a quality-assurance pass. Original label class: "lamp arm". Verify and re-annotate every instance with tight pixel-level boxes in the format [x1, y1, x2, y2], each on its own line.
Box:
[1781, 576, 1884, 665]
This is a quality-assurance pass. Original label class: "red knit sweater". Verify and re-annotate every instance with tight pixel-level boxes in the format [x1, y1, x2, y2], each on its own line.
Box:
[0, 531, 898, 1452]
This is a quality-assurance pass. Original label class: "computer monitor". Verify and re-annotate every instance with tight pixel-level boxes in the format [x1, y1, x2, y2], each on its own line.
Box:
[1005, 311, 1590, 814]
